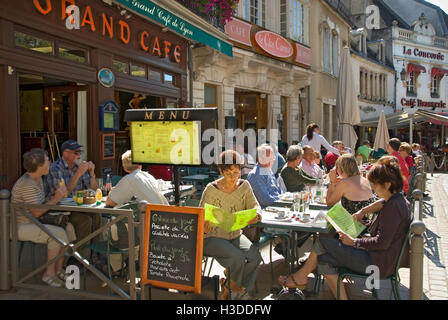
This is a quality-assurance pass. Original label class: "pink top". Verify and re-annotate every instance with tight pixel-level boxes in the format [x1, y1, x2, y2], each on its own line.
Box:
[299, 159, 323, 178]
[392, 151, 410, 194]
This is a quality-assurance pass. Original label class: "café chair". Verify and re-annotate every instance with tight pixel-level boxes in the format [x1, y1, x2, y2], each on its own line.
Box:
[336, 228, 411, 300]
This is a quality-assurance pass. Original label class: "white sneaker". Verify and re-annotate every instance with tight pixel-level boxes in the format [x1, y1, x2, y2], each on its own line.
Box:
[42, 275, 63, 288]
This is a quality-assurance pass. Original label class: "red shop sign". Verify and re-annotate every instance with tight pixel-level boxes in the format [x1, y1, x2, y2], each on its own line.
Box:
[254, 31, 293, 58]
[295, 43, 312, 67]
[224, 18, 252, 47]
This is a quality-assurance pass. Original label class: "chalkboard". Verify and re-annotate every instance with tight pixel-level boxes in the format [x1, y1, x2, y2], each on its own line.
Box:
[102, 133, 115, 160]
[142, 204, 204, 294]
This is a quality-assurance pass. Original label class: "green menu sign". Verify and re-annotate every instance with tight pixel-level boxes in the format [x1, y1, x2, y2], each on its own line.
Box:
[115, 0, 233, 56]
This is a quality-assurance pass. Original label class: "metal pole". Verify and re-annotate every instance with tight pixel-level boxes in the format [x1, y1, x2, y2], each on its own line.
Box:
[412, 189, 423, 222]
[138, 200, 148, 300]
[0, 189, 11, 291]
[410, 118, 413, 145]
[409, 219, 425, 300]
[414, 173, 423, 192]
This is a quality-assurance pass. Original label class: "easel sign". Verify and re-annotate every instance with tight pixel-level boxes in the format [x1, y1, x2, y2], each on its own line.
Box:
[142, 204, 204, 294]
[102, 133, 115, 160]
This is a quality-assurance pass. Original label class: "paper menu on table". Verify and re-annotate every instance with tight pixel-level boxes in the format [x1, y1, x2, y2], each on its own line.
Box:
[325, 202, 365, 238]
[204, 203, 257, 232]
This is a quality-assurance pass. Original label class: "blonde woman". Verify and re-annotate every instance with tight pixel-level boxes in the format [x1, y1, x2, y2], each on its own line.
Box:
[326, 154, 375, 214]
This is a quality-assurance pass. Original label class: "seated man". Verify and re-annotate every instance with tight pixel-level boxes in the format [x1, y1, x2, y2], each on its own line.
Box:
[106, 150, 169, 207]
[45, 139, 100, 262]
[247, 144, 283, 208]
[324, 141, 344, 170]
[356, 140, 372, 163]
[299, 146, 324, 178]
[281, 145, 317, 192]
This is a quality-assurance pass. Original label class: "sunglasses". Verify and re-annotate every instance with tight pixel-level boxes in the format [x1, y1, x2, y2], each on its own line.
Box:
[71, 150, 81, 155]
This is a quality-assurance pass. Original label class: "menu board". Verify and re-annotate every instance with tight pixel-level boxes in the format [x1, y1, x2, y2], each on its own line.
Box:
[130, 121, 201, 165]
[141, 204, 204, 294]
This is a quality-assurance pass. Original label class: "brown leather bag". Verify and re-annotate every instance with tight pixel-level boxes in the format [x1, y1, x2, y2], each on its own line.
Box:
[242, 225, 260, 243]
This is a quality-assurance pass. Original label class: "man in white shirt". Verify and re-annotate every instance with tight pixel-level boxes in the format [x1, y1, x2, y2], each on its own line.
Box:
[106, 150, 169, 207]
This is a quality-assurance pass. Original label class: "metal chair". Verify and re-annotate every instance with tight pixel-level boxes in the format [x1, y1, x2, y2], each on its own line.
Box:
[336, 228, 411, 300]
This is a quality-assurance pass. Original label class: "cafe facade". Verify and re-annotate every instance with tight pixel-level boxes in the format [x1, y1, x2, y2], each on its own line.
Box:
[191, 13, 313, 146]
[392, 18, 448, 150]
[0, 0, 230, 189]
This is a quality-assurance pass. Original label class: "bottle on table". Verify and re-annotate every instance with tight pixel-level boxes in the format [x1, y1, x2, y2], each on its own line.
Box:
[104, 174, 112, 196]
[95, 188, 102, 205]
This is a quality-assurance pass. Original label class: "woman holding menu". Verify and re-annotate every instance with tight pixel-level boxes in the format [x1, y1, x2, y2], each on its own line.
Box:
[278, 157, 411, 299]
[200, 150, 262, 300]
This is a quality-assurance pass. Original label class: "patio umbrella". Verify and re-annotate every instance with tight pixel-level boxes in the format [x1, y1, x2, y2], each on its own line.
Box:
[373, 110, 390, 152]
[336, 46, 360, 152]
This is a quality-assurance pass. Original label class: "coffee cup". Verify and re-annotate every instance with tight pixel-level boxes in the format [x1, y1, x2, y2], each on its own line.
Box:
[302, 213, 311, 221]
[277, 211, 286, 218]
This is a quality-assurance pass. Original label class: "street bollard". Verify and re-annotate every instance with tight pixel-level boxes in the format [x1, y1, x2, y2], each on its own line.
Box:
[409, 219, 425, 300]
[412, 189, 423, 221]
[414, 173, 423, 193]
[0, 189, 11, 291]
[138, 200, 148, 300]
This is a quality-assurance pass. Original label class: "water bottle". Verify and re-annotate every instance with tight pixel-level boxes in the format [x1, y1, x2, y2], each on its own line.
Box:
[105, 174, 112, 196]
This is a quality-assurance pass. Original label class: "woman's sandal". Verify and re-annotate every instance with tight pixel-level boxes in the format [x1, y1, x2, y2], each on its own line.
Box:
[42, 275, 63, 288]
[56, 271, 69, 282]
[278, 274, 307, 290]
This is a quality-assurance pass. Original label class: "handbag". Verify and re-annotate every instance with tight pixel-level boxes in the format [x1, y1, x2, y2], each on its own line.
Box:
[242, 225, 261, 243]
[39, 212, 70, 228]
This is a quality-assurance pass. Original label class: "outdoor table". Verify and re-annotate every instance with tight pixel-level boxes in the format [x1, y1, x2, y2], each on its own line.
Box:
[256, 207, 330, 275]
[271, 199, 331, 211]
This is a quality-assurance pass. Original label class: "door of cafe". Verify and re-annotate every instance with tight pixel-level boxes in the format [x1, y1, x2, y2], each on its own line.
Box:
[235, 91, 268, 132]
[19, 73, 88, 167]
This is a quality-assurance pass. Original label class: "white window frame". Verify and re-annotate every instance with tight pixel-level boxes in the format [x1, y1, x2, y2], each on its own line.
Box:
[322, 27, 331, 73]
[332, 31, 339, 76]
[244, 0, 266, 27]
[407, 71, 417, 96]
[431, 74, 441, 97]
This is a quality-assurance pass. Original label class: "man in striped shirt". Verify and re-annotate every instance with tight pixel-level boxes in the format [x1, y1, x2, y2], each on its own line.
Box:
[44, 140, 100, 263]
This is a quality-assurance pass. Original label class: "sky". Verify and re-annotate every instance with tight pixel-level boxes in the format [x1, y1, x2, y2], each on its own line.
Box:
[425, 0, 448, 16]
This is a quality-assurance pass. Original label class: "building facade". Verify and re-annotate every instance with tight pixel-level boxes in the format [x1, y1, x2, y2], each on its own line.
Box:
[0, 0, 229, 189]
[308, 0, 352, 143]
[191, 0, 313, 146]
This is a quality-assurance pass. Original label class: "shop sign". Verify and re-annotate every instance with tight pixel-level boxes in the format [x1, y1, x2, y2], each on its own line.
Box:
[401, 98, 446, 108]
[402, 46, 445, 61]
[224, 18, 252, 47]
[295, 43, 312, 67]
[98, 68, 115, 88]
[254, 31, 293, 58]
[32, 0, 184, 64]
[115, 0, 233, 57]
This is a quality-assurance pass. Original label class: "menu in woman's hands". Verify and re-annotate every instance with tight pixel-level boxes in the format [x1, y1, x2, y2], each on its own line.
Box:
[325, 202, 366, 238]
[204, 204, 257, 232]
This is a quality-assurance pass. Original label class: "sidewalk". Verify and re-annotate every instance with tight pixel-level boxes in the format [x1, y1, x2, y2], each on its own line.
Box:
[1, 173, 448, 300]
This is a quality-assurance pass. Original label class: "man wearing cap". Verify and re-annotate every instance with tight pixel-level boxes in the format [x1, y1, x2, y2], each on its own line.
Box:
[45, 140, 99, 263]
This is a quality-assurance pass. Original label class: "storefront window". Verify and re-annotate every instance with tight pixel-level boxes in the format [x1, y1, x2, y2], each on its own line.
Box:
[131, 64, 146, 78]
[407, 71, 417, 96]
[164, 74, 174, 85]
[113, 59, 129, 74]
[204, 84, 217, 107]
[431, 74, 441, 98]
[14, 31, 54, 55]
[58, 43, 88, 64]
[149, 70, 162, 82]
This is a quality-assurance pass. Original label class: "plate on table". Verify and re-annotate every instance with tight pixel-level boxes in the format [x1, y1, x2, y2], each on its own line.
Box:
[59, 198, 76, 205]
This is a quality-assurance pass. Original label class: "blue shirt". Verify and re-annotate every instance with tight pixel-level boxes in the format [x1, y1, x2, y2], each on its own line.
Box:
[247, 164, 283, 208]
[45, 158, 91, 198]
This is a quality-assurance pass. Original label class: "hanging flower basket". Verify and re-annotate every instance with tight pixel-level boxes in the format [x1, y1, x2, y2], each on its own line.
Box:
[181, 0, 240, 25]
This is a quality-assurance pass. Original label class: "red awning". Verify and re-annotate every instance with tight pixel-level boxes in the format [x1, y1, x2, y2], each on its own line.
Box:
[431, 67, 448, 78]
[407, 63, 426, 75]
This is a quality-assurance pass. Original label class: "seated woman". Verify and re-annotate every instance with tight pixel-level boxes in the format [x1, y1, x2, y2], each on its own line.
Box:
[200, 150, 262, 300]
[326, 154, 375, 214]
[280, 145, 317, 192]
[11, 148, 76, 287]
[278, 158, 412, 299]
